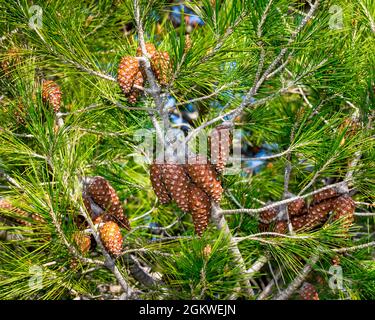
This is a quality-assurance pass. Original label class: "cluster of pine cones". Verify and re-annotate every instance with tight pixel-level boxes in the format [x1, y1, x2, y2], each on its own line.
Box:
[150, 155, 224, 236]
[117, 42, 172, 104]
[74, 176, 131, 256]
[259, 188, 355, 233]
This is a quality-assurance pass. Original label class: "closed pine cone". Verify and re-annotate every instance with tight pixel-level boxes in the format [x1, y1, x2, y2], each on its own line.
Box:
[150, 162, 172, 204]
[189, 184, 211, 236]
[313, 188, 337, 204]
[160, 163, 190, 212]
[127, 70, 144, 104]
[152, 51, 172, 86]
[42, 80, 62, 113]
[186, 155, 223, 203]
[331, 195, 355, 231]
[210, 124, 232, 173]
[99, 221, 123, 256]
[287, 198, 306, 216]
[299, 282, 319, 300]
[87, 176, 130, 230]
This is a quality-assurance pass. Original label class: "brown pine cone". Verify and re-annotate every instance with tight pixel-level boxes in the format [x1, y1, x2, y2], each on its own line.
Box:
[160, 163, 190, 212]
[127, 70, 144, 104]
[117, 56, 140, 94]
[99, 221, 123, 256]
[150, 162, 172, 204]
[313, 188, 337, 204]
[186, 155, 223, 203]
[0, 199, 44, 226]
[210, 124, 232, 173]
[299, 282, 319, 300]
[331, 195, 355, 231]
[274, 220, 288, 234]
[73, 231, 91, 255]
[292, 198, 335, 231]
[189, 184, 211, 236]
[87, 177, 130, 230]
[287, 198, 306, 216]
[259, 207, 278, 224]
[136, 42, 157, 58]
[42, 80, 62, 113]
[152, 51, 172, 86]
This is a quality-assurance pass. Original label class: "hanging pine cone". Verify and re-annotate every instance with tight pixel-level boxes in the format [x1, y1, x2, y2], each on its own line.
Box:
[127, 70, 144, 104]
[152, 51, 172, 86]
[210, 123, 232, 173]
[99, 221, 123, 256]
[331, 195, 355, 230]
[42, 80, 62, 113]
[187, 155, 223, 203]
[313, 188, 337, 204]
[87, 176, 131, 230]
[73, 231, 91, 255]
[189, 184, 211, 236]
[160, 163, 190, 212]
[299, 282, 319, 300]
[292, 198, 336, 231]
[287, 198, 306, 216]
[274, 220, 288, 234]
[150, 162, 172, 204]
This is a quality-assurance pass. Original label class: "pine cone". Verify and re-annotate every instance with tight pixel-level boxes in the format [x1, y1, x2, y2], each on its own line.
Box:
[210, 124, 232, 173]
[189, 184, 211, 236]
[331, 195, 355, 230]
[313, 188, 337, 204]
[259, 207, 278, 224]
[152, 51, 172, 86]
[87, 176, 130, 230]
[160, 163, 190, 212]
[287, 198, 306, 216]
[0, 199, 44, 226]
[73, 231, 91, 255]
[292, 198, 335, 231]
[127, 70, 144, 104]
[42, 80, 62, 113]
[150, 162, 172, 204]
[117, 56, 140, 94]
[274, 220, 288, 234]
[299, 282, 319, 300]
[136, 42, 157, 58]
[99, 221, 123, 256]
[187, 155, 223, 203]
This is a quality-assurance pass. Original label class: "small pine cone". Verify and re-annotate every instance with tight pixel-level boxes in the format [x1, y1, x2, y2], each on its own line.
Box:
[287, 198, 306, 216]
[313, 188, 337, 204]
[127, 70, 144, 104]
[299, 282, 319, 300]
[292, 198, 335, 231]
[99, 221, 123, 256]
[150, 162, 171, 204]
[152, 51, 172, 86]
[259, 207, 278, 224]
[42, 80, 62, 113]
[331, 195, 355, 230]
[160, 163, 190, 212]
[136, 42, 157, 58]
[187, 155, 223, 203]
[87, 177, 130, 230]
[210, 124, 232, 173]
[117, 56, 140, 95]
[189, 184, 211, 236]
[73, 231, 91, 255]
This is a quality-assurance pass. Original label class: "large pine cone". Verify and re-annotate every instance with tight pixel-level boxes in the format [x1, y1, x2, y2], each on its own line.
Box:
[87, 177, 130, 230]
[189, 184, 211, 236]
[186, 155, 223, 203]
[150, 162, 172, 204]
[160, 163, 190, 212]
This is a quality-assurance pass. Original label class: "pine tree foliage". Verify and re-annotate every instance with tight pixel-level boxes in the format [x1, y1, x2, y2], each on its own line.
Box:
[0, 0, 374, 300]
